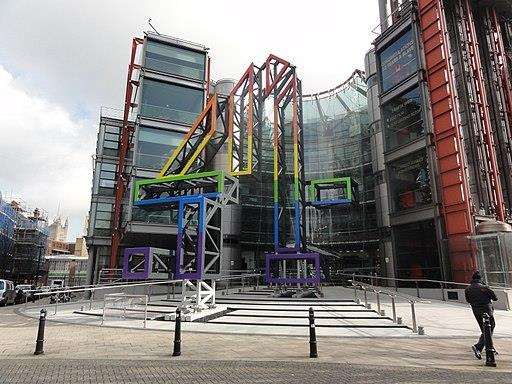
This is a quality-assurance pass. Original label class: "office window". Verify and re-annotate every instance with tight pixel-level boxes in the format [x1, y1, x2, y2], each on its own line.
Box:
[140, 79, 203, 124]
[93, 202, 113, 237]
[388, 150, 432, 212]
[98, 163, 116, 196]
[383, 87, 424, 150]
[379, 28, 417, 92]
[136, 126, 183, 170]
[145, 40, 205, 81]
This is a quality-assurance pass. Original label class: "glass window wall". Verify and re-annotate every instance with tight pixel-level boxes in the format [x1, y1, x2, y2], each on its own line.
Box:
[136, 126, 183, 170]
[140, 79, 203, 124]
[145, 40, 205, 81]
[383, 86, 424, 150]
[378, 28, 417, 92]
[388, 150, 432, 212]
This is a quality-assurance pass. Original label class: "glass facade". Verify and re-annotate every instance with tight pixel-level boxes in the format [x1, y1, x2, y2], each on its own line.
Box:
[136, 126, 183, 170]
[394, 220, 441, 280]
[388, 150, 432, 212]
[145, 40, 205, 81]
[239, 72, 380, 275]
[378, 28, 417, 93]
[140, 79, 203, 124]
[383, 86, 424, 150]
[92, 202, 113, 237]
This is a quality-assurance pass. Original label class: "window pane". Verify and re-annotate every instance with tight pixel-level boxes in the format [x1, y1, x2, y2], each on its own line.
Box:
[136, 126, 184, 170]
[97, 203, 112, 212]
[104, 140, 119, 149]
[100, 170, 115, 180]
[145, 40, 205, 81]
[104, 133, 119, 142]
[94, 219, 111, 229]
[388, 150, 432, 212]
[379, 28, 417, 92]
[96, 211, 111, 220]
[101, 163, 117, 172]
[383, 87, 424, 150]
[99, 179, 115, 188]
[140, 79, 203, 124]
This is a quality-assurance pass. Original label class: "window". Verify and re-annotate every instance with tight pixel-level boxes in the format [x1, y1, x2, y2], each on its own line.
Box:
[145, 40, 205, 81]
[388, 150, 432, 212]
[93, 202, 113, 237]
[379, 28, 417, 92]
[98, 163, 116, 196]
[140, 79, 203, 124]
[394, 220, 441, 280]
[136, 126, 184, 170]
[102, 125, 120, 156]
[383, 86, 424, 150]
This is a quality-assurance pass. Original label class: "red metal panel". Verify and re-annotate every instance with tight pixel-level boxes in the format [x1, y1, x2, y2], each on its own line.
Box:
[418, 0, 475, 282]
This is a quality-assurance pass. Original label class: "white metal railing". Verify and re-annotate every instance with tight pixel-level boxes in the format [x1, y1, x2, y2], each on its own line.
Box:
[102, 293, 148, 328]
[350, 279, 429, 334]
[27, 273, 263, 315]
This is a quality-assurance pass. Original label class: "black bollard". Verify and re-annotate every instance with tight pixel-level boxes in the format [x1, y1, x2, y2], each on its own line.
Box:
[34, 309, 47, 355]
[308, 307, 318, 358]
[172, 308, 181, 357]
[483, 313, 496, 367]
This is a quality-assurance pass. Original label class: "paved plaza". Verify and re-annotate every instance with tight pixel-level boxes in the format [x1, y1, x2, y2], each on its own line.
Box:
[1, 290, 512, 384]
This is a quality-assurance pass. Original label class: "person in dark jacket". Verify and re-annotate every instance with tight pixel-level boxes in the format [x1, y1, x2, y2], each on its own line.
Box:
[464, 271, 498, 359]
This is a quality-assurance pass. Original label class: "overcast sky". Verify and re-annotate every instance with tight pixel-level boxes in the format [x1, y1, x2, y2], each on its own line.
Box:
[0, 0, 379, 241]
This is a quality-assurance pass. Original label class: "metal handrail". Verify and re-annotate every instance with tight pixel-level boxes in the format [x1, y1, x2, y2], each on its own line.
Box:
[350, 280, 429, 334]
[27, 273, 262, 298]
[335, 272, 510, 291]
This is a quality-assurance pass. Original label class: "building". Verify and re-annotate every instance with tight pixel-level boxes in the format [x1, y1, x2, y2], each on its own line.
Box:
[87, 0, 512, 285]
[367, 0, 512, 283]
[86, 33, 209, 282]
[0, 192, 16, 272]
[1, 200, 49, 284]
[45, 254, 89, 287]
[238, 72, 381, 276]
[48, 217, 68, 243]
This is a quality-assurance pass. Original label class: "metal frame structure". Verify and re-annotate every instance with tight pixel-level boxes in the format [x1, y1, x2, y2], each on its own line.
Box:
[264, 251, 321, 285]
[122, 247, 172, 280]
[307, 177, 356, 207]
[133, 54, 318, 290]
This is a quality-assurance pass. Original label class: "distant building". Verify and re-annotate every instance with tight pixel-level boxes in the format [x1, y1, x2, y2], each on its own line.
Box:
[48, 217, 68, 243]
[4, 202, 49, 284]
[45, 254, 88, 287]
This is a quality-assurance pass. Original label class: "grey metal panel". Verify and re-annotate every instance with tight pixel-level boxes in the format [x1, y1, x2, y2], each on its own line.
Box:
[145, 31, 208, 53]
[389, 205, 436, 226]
[141, 71, 204, 90]
[126, 222, 179, 235]
[379, 74, 422, 105]
[137, 117, 191, 132]
[384, 137, 427, 163]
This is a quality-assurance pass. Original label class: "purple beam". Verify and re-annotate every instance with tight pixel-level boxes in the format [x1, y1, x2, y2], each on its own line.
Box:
[122, 247, 151, 280]
[265, 251, 321, 285]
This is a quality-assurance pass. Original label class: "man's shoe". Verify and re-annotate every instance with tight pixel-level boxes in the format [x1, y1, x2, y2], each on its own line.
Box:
[472, 345, 482, 360]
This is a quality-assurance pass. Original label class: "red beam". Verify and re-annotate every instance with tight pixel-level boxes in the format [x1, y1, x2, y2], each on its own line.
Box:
[110, 37, 143, 269]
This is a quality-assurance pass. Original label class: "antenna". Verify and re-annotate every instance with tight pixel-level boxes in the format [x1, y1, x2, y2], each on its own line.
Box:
[148, 18, 161, 35]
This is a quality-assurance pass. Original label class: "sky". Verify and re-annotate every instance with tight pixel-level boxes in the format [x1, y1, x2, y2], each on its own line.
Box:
[0, 0, 379, 241]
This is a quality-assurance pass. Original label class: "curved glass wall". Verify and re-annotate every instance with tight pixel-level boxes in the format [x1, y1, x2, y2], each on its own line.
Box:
[240, 71, 380, 275]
